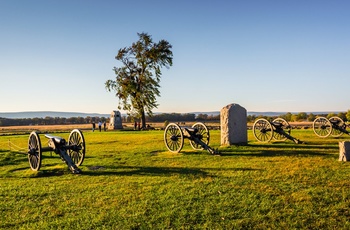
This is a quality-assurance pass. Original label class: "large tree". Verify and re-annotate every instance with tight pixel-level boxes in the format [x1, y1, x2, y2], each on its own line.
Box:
[105, 33, 173, 128]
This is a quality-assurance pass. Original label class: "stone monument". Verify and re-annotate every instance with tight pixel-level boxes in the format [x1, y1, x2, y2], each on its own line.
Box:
[220, 103, 247, 146]
[108, 110, 123, 130]
[339, 141, 350, 161]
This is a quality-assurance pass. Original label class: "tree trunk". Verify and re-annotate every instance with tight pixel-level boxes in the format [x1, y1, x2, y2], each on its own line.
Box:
[141, 109, 146, 129]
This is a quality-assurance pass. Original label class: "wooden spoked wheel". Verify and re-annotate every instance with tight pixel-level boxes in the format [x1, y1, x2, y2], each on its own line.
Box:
[164, 123, 184, 153]
[28, 131, 42, 171]
[68, 129, 86, 166]
[253, 118, 273, 143]
[313, 117, 332, 138]
[189, 122, 210, 150]
[272, 118, 291, 141]
[329, 116, 345, 137]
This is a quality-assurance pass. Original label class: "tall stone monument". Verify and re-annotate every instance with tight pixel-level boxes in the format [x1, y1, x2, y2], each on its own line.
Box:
[339, 141, 350, 161]
[108, 110, 123, 130]
[220, 103, 247, 146]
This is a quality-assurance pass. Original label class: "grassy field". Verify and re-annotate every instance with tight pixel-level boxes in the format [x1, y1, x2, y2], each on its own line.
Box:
[1, 127, 350, 229]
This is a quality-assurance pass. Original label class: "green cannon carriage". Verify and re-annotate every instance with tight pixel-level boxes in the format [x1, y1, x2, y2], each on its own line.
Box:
[164, 122, 219, 155]
[27, 129, 85, 174]
[313, 116, 350, 138]
[252, 118, 302, 144]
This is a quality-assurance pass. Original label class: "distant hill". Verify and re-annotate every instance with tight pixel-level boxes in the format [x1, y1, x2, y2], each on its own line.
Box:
[0, 111, 110, 119]
[0, 110, 342, 119]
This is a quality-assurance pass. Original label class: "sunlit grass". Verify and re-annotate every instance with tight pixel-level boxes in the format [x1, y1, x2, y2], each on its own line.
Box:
[1, 128, 350, 228]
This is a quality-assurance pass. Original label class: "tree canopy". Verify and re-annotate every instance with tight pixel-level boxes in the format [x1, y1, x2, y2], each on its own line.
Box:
[105, 32, 173, 128]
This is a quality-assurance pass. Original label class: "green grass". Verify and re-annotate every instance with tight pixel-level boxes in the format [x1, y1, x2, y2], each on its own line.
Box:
[1, 129, 350, 229]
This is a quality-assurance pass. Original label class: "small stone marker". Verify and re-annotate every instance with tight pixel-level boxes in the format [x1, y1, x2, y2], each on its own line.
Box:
[220, 103, 247, 146]
[339, 141, 350, 161]
[108, 110, 123, 130]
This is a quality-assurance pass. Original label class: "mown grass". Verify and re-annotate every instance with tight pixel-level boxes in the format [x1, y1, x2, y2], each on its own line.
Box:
[1, 128, 350, 229]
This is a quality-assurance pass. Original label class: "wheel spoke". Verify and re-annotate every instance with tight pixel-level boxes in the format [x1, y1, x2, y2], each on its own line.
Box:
[329, 116, 345, 137]
[190, 123, 210, 150]
[164, 123, 183, 153]
[28, 131, 42, 171]
[253, 119, 273, 142]
[313, 117, 332, 138]
[68, 129, 85, 166]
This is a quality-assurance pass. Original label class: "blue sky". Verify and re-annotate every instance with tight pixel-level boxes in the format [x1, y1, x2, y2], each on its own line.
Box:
[1, 0, 349, 114]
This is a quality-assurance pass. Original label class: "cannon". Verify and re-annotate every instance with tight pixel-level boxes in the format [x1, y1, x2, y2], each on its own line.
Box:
[252, 118, 302, 144]
[164, 122, 219, 154]
[27, 129, 85, 174]
[313, 116, 349, 138]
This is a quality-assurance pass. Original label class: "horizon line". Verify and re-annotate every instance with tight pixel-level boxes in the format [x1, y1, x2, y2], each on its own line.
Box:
[0, 110, 347, 114]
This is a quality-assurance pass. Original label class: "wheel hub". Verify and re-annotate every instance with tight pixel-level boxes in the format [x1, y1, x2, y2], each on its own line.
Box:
[260, 129, 267, 134]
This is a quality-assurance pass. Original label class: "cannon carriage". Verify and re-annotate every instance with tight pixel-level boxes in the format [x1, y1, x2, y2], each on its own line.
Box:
[164, 122, 219, 155]
[313, 116, 350, 138]
[27, 129, 85, 174]
[252, 118, 302, 144]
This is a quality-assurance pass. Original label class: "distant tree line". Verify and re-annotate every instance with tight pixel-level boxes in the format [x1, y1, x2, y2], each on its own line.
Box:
[120, 113, 220, 123]
[1, 110, 349, 126]
[247, 111, 350, 123]
[146, 113, 220, 122]
[0, 116, 108, 126]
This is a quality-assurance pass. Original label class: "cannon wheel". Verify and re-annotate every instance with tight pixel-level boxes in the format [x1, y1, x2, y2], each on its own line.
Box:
[253, 118, 274, 142]
[329, 116, 345, 137]
[272, 118, 291, 141]
[28, 131, 42, 171]
[189, 122, 210, 150]
[164, 123, 184, 153]
[313, 117, 332, 138]
[68, 129, 86, 166]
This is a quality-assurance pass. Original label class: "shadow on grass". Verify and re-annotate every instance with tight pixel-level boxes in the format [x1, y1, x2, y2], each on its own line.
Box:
[221, 150, 336, 158]
[81, 165, 260, 177]
[220, 143, 338, 158]
[175, 142, 339, 158]
[248, 143, 339, 149]
[3, 166, 66, 178]
[0, 151, 29, 166]
[33, 169, 66, 177]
